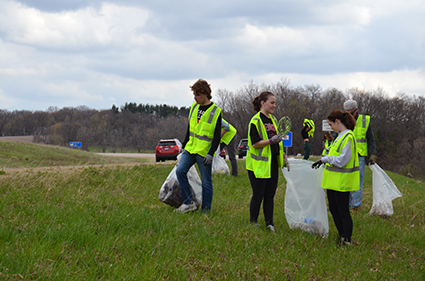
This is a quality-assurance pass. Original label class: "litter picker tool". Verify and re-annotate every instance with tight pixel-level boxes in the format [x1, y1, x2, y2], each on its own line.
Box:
[277, 116, 292, 171]
[277, 116, 291, 137]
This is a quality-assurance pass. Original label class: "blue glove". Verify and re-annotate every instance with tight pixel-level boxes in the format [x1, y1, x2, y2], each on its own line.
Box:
[203, 154, 213, 166]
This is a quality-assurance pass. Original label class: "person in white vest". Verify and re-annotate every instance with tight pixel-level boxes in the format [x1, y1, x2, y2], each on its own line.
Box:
[343, 99, 378, 210]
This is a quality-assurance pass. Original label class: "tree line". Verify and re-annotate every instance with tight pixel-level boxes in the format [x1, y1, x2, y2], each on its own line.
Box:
[1, 79, 424, 178]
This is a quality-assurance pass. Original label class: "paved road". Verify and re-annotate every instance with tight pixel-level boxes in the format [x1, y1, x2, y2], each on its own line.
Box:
[96, 153, 155, 158]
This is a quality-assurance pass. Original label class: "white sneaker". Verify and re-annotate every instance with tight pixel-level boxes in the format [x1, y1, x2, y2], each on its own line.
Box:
[266, 225, 275, 233]
[175, 202, 197, 213]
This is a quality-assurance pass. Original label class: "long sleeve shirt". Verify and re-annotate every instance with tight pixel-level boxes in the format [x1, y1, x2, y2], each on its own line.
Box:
[321, 129, 352, 168]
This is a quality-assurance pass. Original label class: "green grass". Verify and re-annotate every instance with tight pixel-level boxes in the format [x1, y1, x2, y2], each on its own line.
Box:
[0, 141, 149, 169]
[0, 148, 424, 280]
[87, 146, 155, 154]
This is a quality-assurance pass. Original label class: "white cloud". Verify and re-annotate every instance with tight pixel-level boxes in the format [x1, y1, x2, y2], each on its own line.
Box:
[0, 0, 425, 111]
[314, 3, 372, 26]
[0, 1, 150, 49]
[255, 69, 425, 97]
[239, 24, 309, 55]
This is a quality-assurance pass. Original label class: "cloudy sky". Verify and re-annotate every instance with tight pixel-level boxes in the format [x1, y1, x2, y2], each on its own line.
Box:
[1, 0, 424, 111]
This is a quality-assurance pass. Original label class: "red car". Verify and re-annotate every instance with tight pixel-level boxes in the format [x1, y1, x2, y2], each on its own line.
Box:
[155, 139, 182, 162]
[219, 148, 226, 159]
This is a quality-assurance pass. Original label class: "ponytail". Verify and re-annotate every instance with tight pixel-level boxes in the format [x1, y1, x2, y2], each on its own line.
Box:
[342, 112, 356, 131]
[327, 110, 356, 131]
[252, 91, 275, 112]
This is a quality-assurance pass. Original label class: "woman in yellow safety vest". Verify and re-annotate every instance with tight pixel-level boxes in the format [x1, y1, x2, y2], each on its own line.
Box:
[321, 131, 333, 156]
[246, 91, 285, 233]
[312, 110, 359, 246]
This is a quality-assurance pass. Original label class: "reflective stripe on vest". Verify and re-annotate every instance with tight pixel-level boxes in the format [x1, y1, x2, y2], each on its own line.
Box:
[303, 119, 315, 138]
[185, 102, 222, 157]
[325, 166, 360, 173]
[326, 132, 359, 174]
[246, 112, 284, 178]
[353, 114, 370, 156]
[322, 139, 331, 156]
[221, 119, 237, 145]
[250, 117, 269, 162]
[321, 131, 360, 192]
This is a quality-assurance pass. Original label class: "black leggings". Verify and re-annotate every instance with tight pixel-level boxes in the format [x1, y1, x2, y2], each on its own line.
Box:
[248, 157, 279, 226]
[327, 189, 353, 242]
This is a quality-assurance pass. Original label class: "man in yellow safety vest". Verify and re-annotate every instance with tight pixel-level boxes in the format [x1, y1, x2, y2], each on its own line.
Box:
[175, 79, 222, 213]
[343, 99, 378, 210]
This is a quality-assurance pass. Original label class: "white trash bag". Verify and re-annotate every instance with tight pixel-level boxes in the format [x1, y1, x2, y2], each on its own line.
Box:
[158, 154, 203, 208]
[212, 147, 230, 175]
[282, 158, 329, 237]
[369, 164, 402, 217]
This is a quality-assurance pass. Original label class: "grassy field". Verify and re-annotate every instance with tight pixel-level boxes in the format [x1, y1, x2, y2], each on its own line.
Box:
[0, 141, 150, 169]
[0, 142, 424, 280]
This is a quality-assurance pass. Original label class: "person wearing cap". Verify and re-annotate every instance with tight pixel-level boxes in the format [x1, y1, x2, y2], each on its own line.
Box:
[220, 119, 238, 177]
[343, 99, 378, 210]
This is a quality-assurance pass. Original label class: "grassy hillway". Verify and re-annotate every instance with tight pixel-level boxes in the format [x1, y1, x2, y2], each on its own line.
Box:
[0, 141, 150, 170]
[0, 142, 424, 280]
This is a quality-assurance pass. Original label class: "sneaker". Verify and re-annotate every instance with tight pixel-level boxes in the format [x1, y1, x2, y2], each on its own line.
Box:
[335, 237, 344, 248]
[342, 241, 352, 247]
[175, 202, 197, 213]
[250, 222, 260, 228]
[266, 225, 275, 233]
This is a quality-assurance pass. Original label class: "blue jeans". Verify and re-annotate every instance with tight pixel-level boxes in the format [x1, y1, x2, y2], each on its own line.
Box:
[350, 156, 365, 208]
[176, 150, 213, 211]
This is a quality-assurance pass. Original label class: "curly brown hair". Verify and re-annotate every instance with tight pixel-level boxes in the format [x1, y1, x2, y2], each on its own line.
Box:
[190, 79, 212, 100]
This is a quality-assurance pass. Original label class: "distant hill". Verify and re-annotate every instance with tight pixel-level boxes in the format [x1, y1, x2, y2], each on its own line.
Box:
[0, 141, 148, 169]
[0, 136, 33, 143]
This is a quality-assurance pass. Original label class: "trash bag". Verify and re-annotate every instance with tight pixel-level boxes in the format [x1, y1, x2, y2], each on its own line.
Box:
[212, 147, 230, 175]
[282, 158, 329, 237]
[369, 164, 402, 217]
[158, 154, 203, 208]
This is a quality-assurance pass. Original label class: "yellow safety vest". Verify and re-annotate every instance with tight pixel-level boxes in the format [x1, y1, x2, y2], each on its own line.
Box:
[185, 102, 222, 157]
[246, 112, 284, 178]
[321, 131, 360, 192]
[353, 114, 370, 156]
[303, 119, 315, 138]
[221, 119, 237, 145]
[322, 139, 331, 156]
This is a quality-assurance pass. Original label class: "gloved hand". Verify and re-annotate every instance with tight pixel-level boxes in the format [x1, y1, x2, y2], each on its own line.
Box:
[284, 158, 290, 171]
[311, 160, 323, 169]
[203, 154, 213, 166]
[367, 155, 378, 165]
[269, 134, 283, 145]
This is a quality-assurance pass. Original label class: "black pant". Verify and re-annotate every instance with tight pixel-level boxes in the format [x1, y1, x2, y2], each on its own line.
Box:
[327, 189, 353, 242]
[220, 138, 238, 176]
[248, 157, 279, 226]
